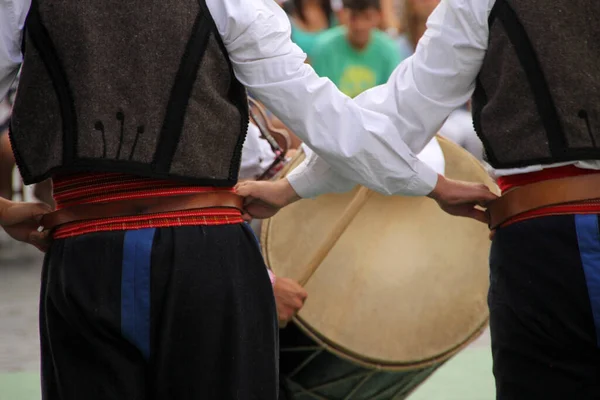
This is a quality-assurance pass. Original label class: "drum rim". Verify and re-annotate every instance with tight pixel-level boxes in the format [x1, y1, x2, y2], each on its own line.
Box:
[290, 314, 489, 370]
[263, 137, 496, 369]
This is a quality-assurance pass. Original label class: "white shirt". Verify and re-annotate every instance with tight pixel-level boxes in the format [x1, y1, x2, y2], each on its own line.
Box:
[439, 109, 483, 161]
[239, 122, 278, 180]
[1, 0, 597, 199]
[418, 138, 445, 176]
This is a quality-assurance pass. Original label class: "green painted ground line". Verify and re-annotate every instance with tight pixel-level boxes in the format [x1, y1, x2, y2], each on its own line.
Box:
[409, 347, 495, 400]
[0, 348, 494, 400]
[0, 373, 40, 400]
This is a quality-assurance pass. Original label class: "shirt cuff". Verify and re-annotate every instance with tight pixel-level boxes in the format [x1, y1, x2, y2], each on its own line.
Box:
[406, 160, 439, 196]
[287, 152, 356, 199]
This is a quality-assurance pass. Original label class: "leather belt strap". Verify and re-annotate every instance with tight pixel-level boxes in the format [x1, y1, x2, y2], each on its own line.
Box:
[487, 173, 600, 230]
[41, 192, 244, 232]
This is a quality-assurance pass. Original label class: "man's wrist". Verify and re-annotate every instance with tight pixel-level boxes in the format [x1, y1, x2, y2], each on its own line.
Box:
[279, 178, 301, 206]
[0, 197, 11, 223]
[426, 174, 446, 202]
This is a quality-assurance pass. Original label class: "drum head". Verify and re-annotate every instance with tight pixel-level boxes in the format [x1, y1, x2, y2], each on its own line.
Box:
[261, 137, 497, 369]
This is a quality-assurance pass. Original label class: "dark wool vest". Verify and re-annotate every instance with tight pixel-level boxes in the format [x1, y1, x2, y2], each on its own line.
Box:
[10, 0, 248, 186]
[472, 0, 600, 169]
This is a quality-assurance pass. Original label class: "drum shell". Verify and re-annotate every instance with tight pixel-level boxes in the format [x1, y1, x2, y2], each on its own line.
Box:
[280, 323, 443, 400]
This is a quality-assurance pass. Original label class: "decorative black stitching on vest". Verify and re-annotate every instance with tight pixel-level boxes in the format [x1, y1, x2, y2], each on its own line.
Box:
[95, 111, 146, 160]
[115, 111, 125, 159]
[493, 0, 567, 156]
[472, 78, 498, 165]
[152, 4, 213, 173]
[578, 110, 597, 148]
[26, 0, 78, 165]
[93, 121, 107, 158]
[129, 126, 145, 161]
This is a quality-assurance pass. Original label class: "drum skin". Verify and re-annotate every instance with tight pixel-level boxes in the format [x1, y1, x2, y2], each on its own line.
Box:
[262, 137, 498, 399]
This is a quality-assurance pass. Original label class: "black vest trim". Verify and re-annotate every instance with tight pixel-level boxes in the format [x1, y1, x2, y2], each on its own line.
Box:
[471, 78, 498, 164]
[153, 5, 213, 173]
[491, 0, 567, 156]
[471, 7, 498, 165]
[198, 0, 249, 182]
[26, 0, 78, 165]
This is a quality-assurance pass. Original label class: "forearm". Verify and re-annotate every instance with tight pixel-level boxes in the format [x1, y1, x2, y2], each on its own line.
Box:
[0, 196, 14, 225]
[285, 149, 357, 198]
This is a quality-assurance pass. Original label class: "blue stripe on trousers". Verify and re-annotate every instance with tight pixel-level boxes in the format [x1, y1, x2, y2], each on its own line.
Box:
[121, 228, 155, 360]
[244, 222, 261, 252]
[575, 214, 600, 346]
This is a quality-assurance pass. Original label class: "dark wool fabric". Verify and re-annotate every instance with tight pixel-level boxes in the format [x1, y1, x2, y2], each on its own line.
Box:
[10, 0, 247, 185]
[473, 0, 600, 168]
[489, 215, 600, 399]
[40, 224, 278, 400]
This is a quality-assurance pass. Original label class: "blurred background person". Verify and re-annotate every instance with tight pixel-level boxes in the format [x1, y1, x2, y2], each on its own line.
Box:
[402, 0, 439, 51]
[282, 0, 338, 60]
[380, 0, 401, 35]
[311, 0, 403, 98]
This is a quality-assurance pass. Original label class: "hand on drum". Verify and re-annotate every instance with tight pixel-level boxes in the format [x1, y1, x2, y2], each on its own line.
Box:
[0, 198, 52, 251]
[235, 179, 301, 220]
[273, 276, 308, 326]
[427, 174, 498, 224]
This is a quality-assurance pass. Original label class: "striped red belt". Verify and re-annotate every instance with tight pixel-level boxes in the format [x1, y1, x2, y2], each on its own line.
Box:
[51, 172, 243, 239]
[496, 165, 600, 228]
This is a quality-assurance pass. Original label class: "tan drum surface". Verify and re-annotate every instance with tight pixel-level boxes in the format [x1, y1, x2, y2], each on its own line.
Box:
[262, 137, 497, 368]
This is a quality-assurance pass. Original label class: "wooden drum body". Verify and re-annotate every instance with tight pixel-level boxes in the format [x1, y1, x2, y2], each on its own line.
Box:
[262, 137, 497, 399]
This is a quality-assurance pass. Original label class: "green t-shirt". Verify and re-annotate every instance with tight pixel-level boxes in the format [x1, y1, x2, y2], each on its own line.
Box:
[311, 26, 402, 98]
[291, 24, 329, 59]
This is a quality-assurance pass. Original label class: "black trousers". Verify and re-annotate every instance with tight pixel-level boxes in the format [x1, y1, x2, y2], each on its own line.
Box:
[490, 215, 600, 399]
[40, 224, 279, 399]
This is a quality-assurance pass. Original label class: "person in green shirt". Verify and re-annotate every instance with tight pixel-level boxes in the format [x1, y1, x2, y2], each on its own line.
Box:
[282, 0, 338, 60]
[311, 0, 403, 98]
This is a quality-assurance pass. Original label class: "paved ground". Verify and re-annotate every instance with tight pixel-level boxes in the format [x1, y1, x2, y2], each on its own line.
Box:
[0, 237, 495, 400]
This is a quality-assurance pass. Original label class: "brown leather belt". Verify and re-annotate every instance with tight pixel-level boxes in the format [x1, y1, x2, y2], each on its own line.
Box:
[487, 173, 600, 230]
[41, 192, 244, 232]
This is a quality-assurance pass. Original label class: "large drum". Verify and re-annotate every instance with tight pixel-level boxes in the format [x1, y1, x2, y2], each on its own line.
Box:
[261, 137, 497, 399]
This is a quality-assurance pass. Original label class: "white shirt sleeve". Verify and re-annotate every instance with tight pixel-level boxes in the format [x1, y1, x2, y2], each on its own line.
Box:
[0, 0, 30, 101]
[206, 0, 441, 197]
[287, 136, 447, 199]
[286, 149, 358, 198]
[239, 122, 278, 180]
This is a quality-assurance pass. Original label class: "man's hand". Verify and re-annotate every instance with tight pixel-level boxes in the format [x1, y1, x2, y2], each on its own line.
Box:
[273, 276, 308, 325]
[0, 199, 52, 251]
[235, 178, 301, 220]
[427, 174, 498, 224]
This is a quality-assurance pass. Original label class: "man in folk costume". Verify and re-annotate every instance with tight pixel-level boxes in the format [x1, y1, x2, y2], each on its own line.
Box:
[0, 0, 493, 398]
[238, 0, 600, 398]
